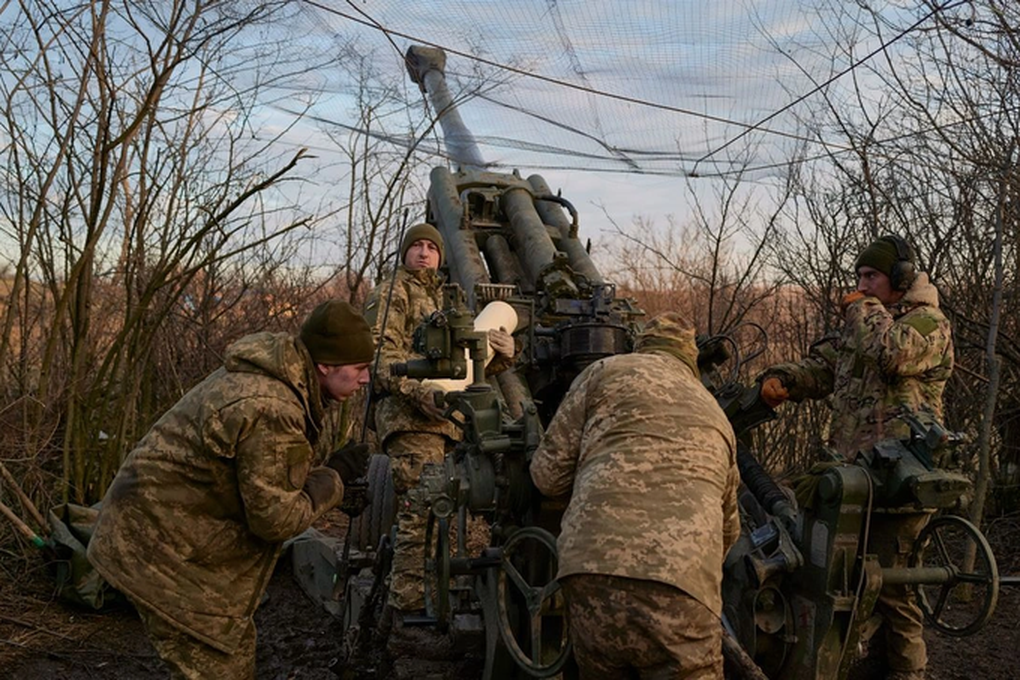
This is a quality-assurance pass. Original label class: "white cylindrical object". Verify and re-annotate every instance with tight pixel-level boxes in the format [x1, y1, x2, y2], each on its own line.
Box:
[423, 301, 518, 392]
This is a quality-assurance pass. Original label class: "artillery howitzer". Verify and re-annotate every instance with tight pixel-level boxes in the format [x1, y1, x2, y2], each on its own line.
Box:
[291, 43, 1011, 680]
[323, 44, 643, 680]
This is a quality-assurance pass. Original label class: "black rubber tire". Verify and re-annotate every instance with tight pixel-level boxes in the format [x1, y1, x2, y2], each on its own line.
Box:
[352, 454, 396, 552]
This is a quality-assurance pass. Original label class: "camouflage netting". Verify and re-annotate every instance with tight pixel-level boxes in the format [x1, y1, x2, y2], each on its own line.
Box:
[249, 0, 959, 180]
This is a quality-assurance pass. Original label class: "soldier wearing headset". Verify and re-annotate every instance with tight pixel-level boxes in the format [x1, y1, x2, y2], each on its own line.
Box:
[759, 234, 954, 680]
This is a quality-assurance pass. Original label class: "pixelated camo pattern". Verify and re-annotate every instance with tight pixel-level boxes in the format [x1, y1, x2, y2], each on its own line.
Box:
[88, 332, 344, 653]
[363, 266, 460, 445]
[531, 343, 740, 615]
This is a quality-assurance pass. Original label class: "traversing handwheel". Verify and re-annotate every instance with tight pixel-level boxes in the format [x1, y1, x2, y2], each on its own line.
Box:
[496, 526, 571, 677]
[911, 515, 999, 636]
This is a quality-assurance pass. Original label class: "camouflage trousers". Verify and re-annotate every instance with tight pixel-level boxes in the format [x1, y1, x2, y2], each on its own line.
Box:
[869, 512, 931, 674]
[134, 601, 256, 680]
[561, 574, 723, 680]
[384, 431, 450, 612]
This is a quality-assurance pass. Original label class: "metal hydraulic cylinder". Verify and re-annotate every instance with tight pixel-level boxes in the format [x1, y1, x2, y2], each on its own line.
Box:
[428, 166, 491, 309]
[501, 187, 578, 297]
[528, 174, 603, 285]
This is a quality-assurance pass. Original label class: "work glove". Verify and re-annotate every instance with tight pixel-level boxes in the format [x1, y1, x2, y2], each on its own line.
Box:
[338, 479, 370, 517]
[415, 384, 447, 420]
[488, 327, 515, 359]
[304, 468, 343, 513]
[841, 290, 866, 310]
[760, 376, 789, 408]
[793, 461, 842, 511]
[696, 334, 730, 371]
[325, 441, 372, 484]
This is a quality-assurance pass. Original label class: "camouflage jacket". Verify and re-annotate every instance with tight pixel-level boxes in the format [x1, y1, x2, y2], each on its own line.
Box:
[87, 332, 344, 653]
[765, 272, 953, 458]
[363, 266, 460, 445]
[530, 350, 740, 615]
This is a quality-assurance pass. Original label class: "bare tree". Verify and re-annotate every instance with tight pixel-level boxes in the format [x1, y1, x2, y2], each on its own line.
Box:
[764, 0, 1020, 514]
[0, 1, 335, 505]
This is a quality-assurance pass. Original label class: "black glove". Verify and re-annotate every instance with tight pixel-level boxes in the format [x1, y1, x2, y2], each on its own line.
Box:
[325, 441, 372, 484]
[303, 469, 343, 513]
[696, 334, 730, 371]
[339, 480, 370, 517]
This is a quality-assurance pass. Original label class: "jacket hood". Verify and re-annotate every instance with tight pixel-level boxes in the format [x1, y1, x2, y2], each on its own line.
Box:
[376, 265, 445, 289]
[223, 332, 324, 428]
[634, 312, 700, 377]
[897, 272, 939, 310]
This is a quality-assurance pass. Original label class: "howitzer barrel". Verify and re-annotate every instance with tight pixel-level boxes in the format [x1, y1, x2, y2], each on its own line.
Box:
[405, 46, 485, 170]
[483, 234, 530, 293]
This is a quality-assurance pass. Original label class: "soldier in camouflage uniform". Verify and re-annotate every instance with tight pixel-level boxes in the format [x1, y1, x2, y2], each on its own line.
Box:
[88, 299, 376, 680]
[363, 223, 514, 616]
[530, 312, 740, 679]
[760, 235, 954, 680]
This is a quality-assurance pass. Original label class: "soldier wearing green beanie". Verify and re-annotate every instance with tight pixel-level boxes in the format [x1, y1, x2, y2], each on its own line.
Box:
[89, 299, 375, 679]
[363, 222, 515, 629]
[300, 298, 375, 367]
[758, 234, 951, 680]
[400, 223, 445, 268]
[853, 234, 917, 293]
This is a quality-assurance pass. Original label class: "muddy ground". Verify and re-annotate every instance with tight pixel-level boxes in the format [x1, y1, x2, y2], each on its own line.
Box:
[1, 510, 1017, 680]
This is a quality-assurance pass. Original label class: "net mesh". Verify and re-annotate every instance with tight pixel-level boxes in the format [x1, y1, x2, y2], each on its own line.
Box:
[259, 0, 929, 180]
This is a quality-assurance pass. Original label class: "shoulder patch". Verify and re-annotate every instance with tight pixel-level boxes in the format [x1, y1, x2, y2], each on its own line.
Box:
[902, 315, 938, 336]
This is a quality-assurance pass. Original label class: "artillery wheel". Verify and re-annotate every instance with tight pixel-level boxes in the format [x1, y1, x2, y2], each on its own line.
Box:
[496, 527, 571, 677]
[911, 515, 999, 636]
[423, 514, 451, 632]
[351, 454, 396, 552]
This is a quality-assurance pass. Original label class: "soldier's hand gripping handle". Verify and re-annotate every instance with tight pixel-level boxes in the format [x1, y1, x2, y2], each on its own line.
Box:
[488, 327, 515, 359]
[415, 384, 447, 420]
[760, 376, 789, 408]
[326, 441, 372, 484]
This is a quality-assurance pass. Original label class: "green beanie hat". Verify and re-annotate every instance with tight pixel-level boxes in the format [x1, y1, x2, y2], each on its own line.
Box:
[400, 223, 444, 267]
[300, 299, 375, 366]
[634, 312, 699, 377]
[854, 238, 900, 278]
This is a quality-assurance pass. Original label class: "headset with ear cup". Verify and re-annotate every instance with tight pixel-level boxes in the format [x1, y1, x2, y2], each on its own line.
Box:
[879, 234, 917, 292]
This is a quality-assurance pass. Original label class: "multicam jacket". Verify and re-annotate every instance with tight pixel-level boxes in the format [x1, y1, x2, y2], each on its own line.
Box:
[765, 272, 953, 458]
[530, 349, 740, 615]
[87, 332, 344, 653]
[363, 266, 460, 445]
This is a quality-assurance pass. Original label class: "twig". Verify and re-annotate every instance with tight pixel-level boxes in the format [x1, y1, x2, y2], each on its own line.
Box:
[0, 613, 157, 660]
[0, 461, 50, 534]
[0, 637, 77, 663]
[0, 613, 80, 642]
[0, 499, 45, 548]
